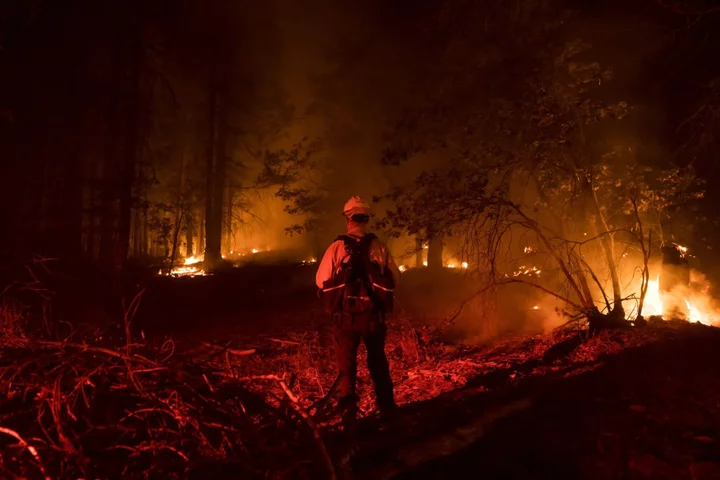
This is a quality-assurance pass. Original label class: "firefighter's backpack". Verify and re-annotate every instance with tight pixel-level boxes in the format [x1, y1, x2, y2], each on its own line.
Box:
[321, 234, 395, 315]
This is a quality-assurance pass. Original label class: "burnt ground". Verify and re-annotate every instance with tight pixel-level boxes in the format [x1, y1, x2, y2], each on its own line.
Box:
[17, 263, 720, 479]
[348, 325, 720, 480]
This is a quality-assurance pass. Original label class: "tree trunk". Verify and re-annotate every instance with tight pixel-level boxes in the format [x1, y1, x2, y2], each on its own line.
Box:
[169, 151, 187, 267]
[204, 64, 223, 269]
[427, 234, 444, 269]
[132, 206, 142, 257]
[61, 149, 83, 261]
[415, 236, 424, 268]
[141, 198, 148, 257]
[185, 215, 194, 257]
[590, 187, 623, 317]
[198, 207, 205, 256]
[225, 183, 234, 255]
[99, 102, 118, 270]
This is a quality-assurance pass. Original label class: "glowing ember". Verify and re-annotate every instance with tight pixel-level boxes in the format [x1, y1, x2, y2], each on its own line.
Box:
[677, 244, 689, 258]
[422, 244, 429, 249]
[398, 265, 406, 272]
[512, 265, 542, 277]
[423, 261, 428, 267]
[461, 262, 468, 269]
[524, 246, 535, 254]
[169, 265, 206, 277]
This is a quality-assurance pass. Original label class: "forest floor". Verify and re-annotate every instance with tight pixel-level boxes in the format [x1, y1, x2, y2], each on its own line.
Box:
[1, 265, 720, 479]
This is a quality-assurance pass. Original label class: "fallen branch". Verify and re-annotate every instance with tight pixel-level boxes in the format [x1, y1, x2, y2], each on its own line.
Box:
[228, 374, 337, 480]
[200, 341, 256, 356]
[29, 340, 159, 366]
[0, 425, 51, 480]
[268, 337, 302, 346]
[277, 379, 337, 480]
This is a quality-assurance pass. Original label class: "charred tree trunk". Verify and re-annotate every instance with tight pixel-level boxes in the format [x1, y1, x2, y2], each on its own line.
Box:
[185, 215, 194, 257]
[132, 206, 142, 257]
[61, 150, 83, 261]
[590, 189, 624, 319]
[225, 183, 234, 254]
[99, 99, 119, 270]
[198, 207, 205, 255]
[204, 64, 223, 269]
[427, 233, 444, 270]
[141, 197, 149, 257]
[169, 152, 187, 267]
[415, 236, 424, 268]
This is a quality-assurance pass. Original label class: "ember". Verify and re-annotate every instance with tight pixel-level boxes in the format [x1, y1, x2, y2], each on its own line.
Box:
[511, 265, 542, 277]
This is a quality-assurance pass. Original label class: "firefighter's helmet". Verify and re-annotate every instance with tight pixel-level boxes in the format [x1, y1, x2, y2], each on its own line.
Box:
[343, 196, 371, 217]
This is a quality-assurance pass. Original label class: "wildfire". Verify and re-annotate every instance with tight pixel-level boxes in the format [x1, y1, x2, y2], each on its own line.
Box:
[158, 253, 207, 277]
[637, 273, 718, 326]
[511, 265, 542, 277]
[641, 275, 663, 317]
[184, 254, 203, 265]
[170, 265, 206, 277]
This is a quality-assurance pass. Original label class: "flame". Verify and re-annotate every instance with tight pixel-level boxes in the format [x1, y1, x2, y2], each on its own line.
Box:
[524, 246, 535, 254]
[685, 300, 708, 324]
[399, 265, 406, 272]
[641, 275, 664, 317]
[422, 244, 429, 250]
[532, 305, 539, 310]
[184, 254, 203, 265]
[637, 273, 718, 326]
[447, 264, 456, 269]
[161, 253, 207, 277]
[252, 248, 259, 254]
[169, 265, 206, 277]
[461, 262, 468, 269]
[423, 261, 428, 267]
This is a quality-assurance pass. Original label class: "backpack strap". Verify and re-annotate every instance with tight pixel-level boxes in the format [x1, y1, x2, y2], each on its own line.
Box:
[336, 233, 377, 252]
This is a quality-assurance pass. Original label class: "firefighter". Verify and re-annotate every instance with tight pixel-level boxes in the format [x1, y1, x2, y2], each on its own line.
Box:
[315, 196, 399, 435]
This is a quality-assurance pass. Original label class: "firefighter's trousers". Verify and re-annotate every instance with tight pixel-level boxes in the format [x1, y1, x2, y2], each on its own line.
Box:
[332, 312, 395, 411]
